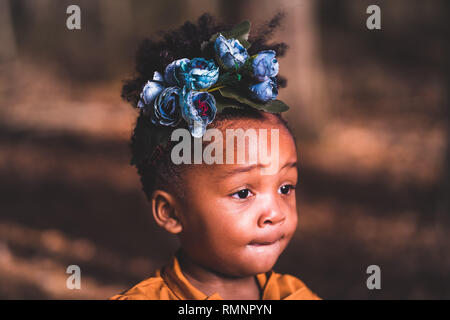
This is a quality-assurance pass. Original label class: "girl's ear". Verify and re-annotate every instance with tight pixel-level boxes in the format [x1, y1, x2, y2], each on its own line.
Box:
[151, 190, 183, 234]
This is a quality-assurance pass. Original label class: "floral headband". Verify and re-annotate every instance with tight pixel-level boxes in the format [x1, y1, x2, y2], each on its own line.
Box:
[136, 20, 289, 139]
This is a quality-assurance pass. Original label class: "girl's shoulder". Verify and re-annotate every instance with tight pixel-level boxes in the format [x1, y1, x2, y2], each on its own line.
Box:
[109, 268, 178, 300]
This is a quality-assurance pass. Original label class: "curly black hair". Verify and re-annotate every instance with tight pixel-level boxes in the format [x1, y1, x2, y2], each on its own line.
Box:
[122, 13, 295, 202]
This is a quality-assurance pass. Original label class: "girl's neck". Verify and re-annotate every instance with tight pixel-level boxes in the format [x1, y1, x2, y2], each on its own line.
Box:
[176, 249, 261, 300]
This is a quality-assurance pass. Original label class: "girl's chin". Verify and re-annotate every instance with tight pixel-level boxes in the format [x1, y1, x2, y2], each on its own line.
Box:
[244, 259, 278, 276]
[215, 252, 279, 277]
[238, 249, 282, 275]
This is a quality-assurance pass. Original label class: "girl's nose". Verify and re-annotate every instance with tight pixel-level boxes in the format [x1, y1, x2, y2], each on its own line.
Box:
[257, 195, 285, 227]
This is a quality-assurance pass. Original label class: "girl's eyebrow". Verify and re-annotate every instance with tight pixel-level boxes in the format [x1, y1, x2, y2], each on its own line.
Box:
[218, 161, 298, 179]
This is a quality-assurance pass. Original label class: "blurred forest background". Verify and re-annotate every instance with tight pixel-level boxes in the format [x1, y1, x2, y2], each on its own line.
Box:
[0, 0, 448, 299]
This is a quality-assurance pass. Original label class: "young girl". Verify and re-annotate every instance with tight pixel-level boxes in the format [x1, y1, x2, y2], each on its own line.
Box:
[110, 13, 320, 300]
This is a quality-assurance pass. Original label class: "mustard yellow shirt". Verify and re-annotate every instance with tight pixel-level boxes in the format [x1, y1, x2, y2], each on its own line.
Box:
[110, 255, 321, 300]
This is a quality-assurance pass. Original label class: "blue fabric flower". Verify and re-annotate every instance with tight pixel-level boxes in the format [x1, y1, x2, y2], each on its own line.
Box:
[151, 87, 182, 126]
[164, 58, 218, 90]
[181, 58, 219, 90]
[251, 50, 279, 82]
[137, 80, 165, 109]
[181, 87, 217, 138]
[164, 58, 190, 86]
[152, 71, 164, 82]
[249, 77, 278, 102]
[214, 34, 249, 69]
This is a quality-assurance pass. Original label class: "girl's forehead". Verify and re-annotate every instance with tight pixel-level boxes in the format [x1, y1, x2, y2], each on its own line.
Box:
[183, 123, 297, 178]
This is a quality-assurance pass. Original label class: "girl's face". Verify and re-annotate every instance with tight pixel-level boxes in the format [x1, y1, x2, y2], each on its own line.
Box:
[176, 113, 299, 277]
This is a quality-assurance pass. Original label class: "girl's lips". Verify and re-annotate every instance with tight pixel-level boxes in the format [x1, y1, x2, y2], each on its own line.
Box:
[246, 235, 283, 254]
[248, 234, 284, 246]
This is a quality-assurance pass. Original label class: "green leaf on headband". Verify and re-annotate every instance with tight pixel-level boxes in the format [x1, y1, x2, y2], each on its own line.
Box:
[223, 20, 251, 43]
[209, 20, 252, 49]
[218, 87, 290, 113]
[264, 99, 290, 112]
[214, 95, 248, 113]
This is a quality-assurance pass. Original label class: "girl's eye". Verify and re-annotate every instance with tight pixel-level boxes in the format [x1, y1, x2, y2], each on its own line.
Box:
[231, 189, 253, 200]
[279, 184, 296, 195]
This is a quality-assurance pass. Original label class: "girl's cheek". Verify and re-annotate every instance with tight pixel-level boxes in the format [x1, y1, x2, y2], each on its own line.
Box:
[225, 212, 254, 238]
[292, 210, 298, 229]
[284, 199, 298, 228]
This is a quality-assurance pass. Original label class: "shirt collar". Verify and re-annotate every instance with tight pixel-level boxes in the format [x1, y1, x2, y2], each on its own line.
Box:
[160, 252, 277, 300]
